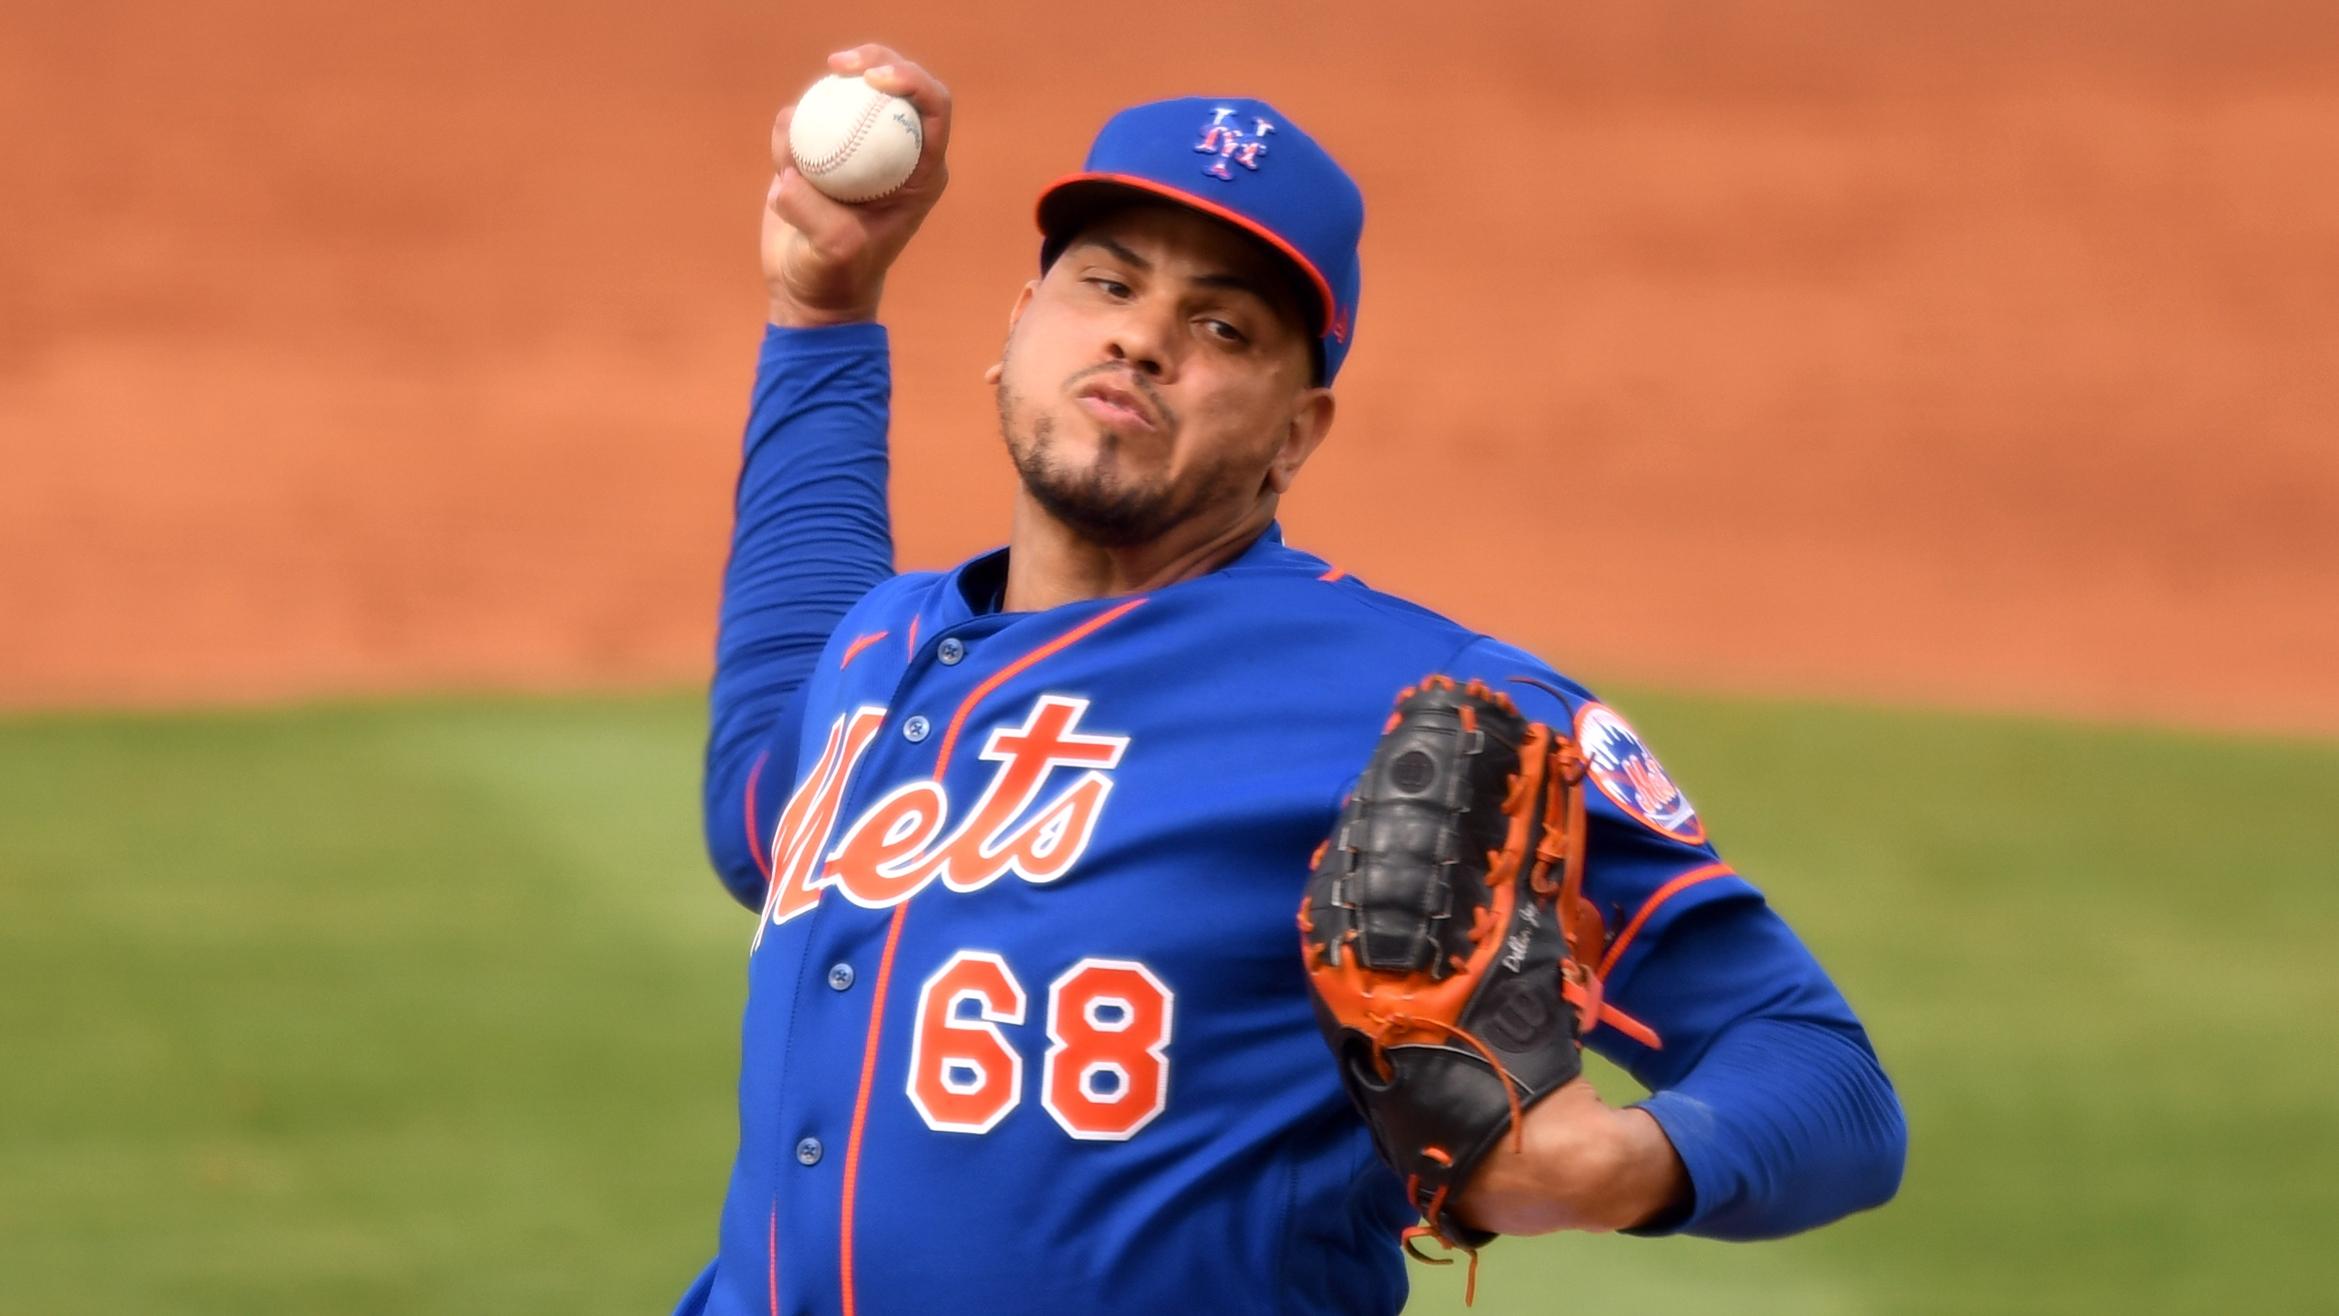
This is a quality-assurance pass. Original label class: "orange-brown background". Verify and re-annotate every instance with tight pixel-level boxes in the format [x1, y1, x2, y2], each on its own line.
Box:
[5, 0, 2334, 733]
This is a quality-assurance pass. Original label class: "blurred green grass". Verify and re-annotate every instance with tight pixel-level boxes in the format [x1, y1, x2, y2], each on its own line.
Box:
[1, 691, 2332, 1314]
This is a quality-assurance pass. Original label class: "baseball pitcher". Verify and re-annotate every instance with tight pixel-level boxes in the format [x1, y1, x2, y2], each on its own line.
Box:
[671, 44, 1906, 1316]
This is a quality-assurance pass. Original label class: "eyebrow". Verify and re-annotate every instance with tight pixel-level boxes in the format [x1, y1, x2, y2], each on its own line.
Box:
[1077, 235, 1151, 271]
[1073, 235, 1275, 304]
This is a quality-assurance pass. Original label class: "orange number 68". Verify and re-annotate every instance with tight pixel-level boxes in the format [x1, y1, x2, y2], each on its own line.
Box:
[908, 952, 1173, 1141]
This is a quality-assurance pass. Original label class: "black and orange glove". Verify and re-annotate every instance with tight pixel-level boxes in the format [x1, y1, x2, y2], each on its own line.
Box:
[1298, 676, 1615, 1270]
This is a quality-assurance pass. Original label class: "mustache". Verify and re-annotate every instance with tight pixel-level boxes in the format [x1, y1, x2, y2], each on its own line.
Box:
[1065, 363, 1179, 432]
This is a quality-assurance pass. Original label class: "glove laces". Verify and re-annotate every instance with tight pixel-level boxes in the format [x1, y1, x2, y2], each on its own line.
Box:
[1368, 1011, 1517, 1308]
[1400, 1219, 1483, 1306]
[1363, 1010, 1528, 1155]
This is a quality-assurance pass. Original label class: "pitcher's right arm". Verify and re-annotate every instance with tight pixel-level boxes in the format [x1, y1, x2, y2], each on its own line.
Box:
[701, 45, 954, 908]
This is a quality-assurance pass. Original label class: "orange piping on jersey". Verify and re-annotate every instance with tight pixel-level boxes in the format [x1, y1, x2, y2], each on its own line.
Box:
[1317, 565, 1346, 582]
[839, 901, 908, 1316]
[767, 1204, 779, 1316]
[839, 630, 890, 669]
[744, 751, 771, 877]
[837, 596, 1148, 1313]
[1596, 862, 1735, 981]
[931, 598, 1148, 773]
[905, 615, 921, 661]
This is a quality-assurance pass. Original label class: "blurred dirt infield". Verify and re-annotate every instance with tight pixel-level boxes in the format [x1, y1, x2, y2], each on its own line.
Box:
[5, 1, 2336, 733]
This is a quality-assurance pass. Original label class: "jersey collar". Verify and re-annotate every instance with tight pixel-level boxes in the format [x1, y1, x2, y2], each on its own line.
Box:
[938, 521, 1311, 623]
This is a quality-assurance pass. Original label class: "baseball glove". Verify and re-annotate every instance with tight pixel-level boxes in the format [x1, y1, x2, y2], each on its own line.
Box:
[1298, 675, 1610, 1275]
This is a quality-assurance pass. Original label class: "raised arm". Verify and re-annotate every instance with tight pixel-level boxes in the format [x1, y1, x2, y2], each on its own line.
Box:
[701, 46, 954, 908]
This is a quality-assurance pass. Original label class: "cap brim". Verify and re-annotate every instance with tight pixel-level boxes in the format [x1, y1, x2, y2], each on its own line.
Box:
[1035, 172, 1337, 339]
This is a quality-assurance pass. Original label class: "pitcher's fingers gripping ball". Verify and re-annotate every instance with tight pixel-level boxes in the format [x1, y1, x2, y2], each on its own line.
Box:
[1299, 677, 1606, 1263]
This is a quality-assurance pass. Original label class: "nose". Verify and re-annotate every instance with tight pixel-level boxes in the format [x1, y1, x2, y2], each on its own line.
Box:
[1103, 302, 1174, 379]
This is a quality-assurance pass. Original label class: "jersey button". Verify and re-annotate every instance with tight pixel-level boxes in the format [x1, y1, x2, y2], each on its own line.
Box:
[902, 715, 931, 743]
[937, 637, 965, 665]
[795, 1136, 823, 1167]
[827, 962, 855, 991]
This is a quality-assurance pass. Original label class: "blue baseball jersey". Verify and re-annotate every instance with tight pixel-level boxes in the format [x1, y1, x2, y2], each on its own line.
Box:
[674, 325, 1903, 1316]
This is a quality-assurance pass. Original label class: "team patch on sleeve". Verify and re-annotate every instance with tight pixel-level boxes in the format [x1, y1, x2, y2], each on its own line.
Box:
[1574, 703, 1705, 843]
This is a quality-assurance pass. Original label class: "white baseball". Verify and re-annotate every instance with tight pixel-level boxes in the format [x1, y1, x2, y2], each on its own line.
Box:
[787, 74, 923, 203]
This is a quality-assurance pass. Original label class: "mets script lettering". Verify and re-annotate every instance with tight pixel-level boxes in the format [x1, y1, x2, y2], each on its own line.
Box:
[754, 696, 1127, 944]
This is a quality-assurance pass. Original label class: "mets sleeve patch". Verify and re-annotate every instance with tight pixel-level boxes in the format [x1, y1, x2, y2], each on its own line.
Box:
[1574, 703, 1706, 844]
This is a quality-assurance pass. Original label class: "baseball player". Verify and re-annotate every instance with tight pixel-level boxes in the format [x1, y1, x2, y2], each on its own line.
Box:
[673, 44, 1905, 1316]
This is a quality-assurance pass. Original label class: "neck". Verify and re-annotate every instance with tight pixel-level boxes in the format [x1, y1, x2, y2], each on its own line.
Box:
[1001, 489, 1275, 613]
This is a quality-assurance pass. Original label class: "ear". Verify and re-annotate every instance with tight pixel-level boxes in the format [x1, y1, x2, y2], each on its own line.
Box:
[1265, 387, 1337, 495]
[986, 279, 1041, 385]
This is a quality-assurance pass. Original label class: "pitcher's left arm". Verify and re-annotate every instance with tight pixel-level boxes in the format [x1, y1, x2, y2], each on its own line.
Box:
[1450, 639, 1906, 1240]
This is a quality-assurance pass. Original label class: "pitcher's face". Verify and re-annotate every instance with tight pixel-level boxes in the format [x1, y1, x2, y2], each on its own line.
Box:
[995, 204, 1329, 547]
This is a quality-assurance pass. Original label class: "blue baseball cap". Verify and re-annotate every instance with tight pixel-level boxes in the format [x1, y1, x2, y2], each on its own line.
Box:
[1036, 97, 1364, 384]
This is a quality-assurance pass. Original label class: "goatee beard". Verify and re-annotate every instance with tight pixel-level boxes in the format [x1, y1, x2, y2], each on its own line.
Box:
[999, 384, 1195, 548]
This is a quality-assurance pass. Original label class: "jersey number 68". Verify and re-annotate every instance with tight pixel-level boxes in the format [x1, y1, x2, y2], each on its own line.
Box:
[906, 951, 1174, 1141]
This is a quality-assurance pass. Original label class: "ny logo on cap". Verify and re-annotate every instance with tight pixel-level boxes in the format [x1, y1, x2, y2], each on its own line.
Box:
[1194, 106, 1274, 180]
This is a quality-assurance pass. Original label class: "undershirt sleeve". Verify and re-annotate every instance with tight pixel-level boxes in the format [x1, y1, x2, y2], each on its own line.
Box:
[700, 323, 897, 909]
[1614, 900, 1908, 1239]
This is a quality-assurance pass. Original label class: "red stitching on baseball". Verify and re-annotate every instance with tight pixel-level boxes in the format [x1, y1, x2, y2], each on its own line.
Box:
[801, 90, 892, 178]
